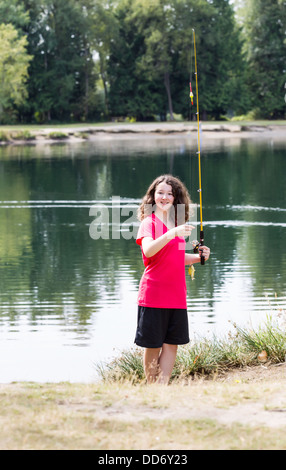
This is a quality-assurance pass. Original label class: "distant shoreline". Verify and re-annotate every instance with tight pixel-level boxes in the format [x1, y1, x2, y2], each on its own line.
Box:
[1, 121, 285, 146]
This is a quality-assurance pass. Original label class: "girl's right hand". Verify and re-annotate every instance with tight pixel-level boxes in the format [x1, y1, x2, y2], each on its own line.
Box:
[170, 224, 195, 238]
[142, 224, 195, 258]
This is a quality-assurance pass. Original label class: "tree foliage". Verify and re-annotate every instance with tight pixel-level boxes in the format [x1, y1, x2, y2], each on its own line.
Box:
[242, 0, 286, 118]
[0, 0, 284, 123]
[0, 0, 30, 30]
[20, 0, 97, 122]
[0, 23, 32, 122]
[107, 0, 248, 120]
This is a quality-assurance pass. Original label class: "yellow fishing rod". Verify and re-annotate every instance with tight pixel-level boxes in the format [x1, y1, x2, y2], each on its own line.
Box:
[190, 29, 205, 265]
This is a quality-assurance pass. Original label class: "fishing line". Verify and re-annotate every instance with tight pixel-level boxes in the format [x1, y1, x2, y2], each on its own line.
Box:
[190, 29, 205, 266]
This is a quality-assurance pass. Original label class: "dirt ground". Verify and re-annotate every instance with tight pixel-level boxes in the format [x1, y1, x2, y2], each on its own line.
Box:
[210, 363, 286, 428]
[93, 363, 286, 430]
[1, 363, 286, 449]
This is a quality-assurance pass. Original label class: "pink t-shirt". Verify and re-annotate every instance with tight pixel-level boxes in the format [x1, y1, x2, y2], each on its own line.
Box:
[136, 214, 187, 309]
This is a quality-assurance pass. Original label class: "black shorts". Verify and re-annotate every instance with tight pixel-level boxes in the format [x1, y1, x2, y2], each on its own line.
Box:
[134, 306, 190, 348]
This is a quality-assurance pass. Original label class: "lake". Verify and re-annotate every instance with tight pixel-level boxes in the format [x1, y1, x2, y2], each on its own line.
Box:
[0, 132, 285, 382]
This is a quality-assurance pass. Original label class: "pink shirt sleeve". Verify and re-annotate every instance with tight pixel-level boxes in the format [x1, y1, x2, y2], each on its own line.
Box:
[136, 216, 154, 246]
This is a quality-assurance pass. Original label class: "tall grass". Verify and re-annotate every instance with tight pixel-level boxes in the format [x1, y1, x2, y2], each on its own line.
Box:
[0, 130, 35, 141]
[97, 314, 286, 383]
[96, 349, 145, 383]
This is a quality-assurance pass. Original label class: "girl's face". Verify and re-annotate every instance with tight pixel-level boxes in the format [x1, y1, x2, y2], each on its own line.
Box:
[154, 182, 174, 213]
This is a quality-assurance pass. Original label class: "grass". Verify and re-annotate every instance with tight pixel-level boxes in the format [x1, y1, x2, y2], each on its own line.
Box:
[1, 372, 286, 450]
[98, 314, 286, 383]
[0, 130, 35, 141]
[0, 119, 285, 132]
[10, 130, 35, 141]
[47, 131, 68, 139]
[0, 122, 109, 131]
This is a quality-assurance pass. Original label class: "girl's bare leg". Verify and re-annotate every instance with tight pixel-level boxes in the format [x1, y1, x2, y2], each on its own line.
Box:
[143, 348, 161, 383]
[144, 344, 178, 384]
[157, 343, 178, 384]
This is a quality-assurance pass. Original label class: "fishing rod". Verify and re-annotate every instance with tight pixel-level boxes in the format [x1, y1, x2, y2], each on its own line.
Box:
[190, 29, 205, 265]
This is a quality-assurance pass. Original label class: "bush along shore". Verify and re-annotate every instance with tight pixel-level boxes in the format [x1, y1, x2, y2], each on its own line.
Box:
[97, 314, 286, 384]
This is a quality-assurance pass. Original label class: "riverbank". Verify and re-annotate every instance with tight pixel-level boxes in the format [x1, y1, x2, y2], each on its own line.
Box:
[0, 121, 286, 146]
[3, 316, 286, 450]
[1, 364, 286, 450]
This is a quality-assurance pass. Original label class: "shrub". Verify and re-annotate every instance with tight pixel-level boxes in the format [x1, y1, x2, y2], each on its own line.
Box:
[47, 131, 68, 139]
[0, 131, 9, 141]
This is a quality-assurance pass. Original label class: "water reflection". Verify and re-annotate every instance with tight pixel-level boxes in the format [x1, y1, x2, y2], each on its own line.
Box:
[0, 136, 285, 381]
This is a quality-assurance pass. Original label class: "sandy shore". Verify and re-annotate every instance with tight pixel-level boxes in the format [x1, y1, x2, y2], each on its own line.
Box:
[1, 121, 286, 146]
[30, 122, 286, 143]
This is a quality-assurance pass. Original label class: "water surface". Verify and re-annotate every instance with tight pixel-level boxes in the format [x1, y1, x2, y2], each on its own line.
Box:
[0, 135, 285, 382]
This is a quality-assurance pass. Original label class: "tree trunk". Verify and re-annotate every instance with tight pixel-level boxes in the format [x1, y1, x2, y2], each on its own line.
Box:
[44, 51, 51, 122]
[164, 71, 174, 121]
[99, 53, 109, 116]
[85, 46, 89, 120]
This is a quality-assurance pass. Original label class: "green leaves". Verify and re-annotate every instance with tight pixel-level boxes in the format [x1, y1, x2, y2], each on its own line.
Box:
[108, 0, 248, 120]
[0, 24, 32, 121]
[0, 0, 284, 123]
[240, 0, 286, 118]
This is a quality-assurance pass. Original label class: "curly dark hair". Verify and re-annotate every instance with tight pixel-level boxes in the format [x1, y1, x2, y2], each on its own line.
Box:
[137, 174, 191, 224]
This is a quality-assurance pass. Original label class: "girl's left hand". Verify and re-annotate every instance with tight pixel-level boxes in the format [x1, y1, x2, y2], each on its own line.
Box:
[200, 246, 210, 261]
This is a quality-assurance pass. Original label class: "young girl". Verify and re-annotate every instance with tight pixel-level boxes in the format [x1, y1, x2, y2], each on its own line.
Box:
[135, 174, 210, 384]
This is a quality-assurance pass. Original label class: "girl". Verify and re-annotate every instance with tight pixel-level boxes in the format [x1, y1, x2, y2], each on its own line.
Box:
[135, 174, 210, 384]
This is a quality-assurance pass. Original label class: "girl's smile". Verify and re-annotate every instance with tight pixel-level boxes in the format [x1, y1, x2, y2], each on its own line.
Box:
[154, 182, 174, 213]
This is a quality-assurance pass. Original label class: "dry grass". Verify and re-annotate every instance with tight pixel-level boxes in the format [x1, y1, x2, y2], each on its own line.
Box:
[1, 365, 286, 450]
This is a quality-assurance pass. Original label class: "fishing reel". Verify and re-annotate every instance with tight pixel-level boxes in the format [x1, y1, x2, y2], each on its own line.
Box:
[188, 231, 205, 281]
[192, 230, 205, 265]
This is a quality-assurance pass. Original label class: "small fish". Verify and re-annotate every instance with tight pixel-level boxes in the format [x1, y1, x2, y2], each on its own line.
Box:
[188, 264, 195, 280]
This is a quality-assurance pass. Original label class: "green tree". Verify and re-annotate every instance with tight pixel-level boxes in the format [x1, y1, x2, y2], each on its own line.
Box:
[243, 0, 286, 118]
[87, 0, 119, 117]
[0, 24, 32, 122]
[21, 0, 96, 123]
[0, 0, 29, 30]
[169, 0, 247, 120]
[108, 0, 246, 121]
[164, 0, 215, 120]
[200, 0, 247, 119]
[107, 0, 165, 120]
[133, 0, 180, 120]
